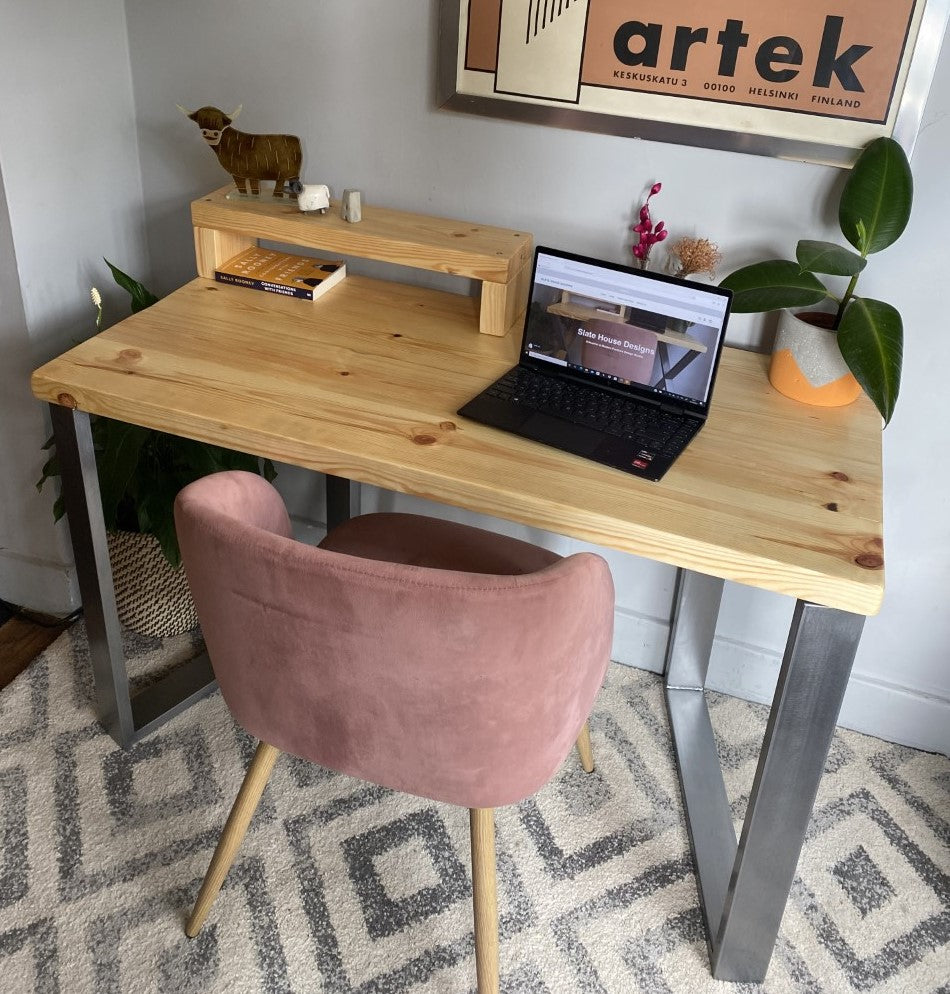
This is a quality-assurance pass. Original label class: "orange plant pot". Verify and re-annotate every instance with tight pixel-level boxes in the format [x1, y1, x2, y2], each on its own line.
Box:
[768, 310, 861, 408]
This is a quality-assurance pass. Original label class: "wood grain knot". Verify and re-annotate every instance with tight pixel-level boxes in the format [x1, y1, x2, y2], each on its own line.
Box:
[854, 553, 883, 570]
[412, 434, 437, 445]
[439, 421, 457, 431]
[206, 285, 219, 291]
[392, 333, 402, 338]
[829, 471, 850, 482]
[56, 393, 78, 409]
[118, 349, 142, 361]
[825, 502, 839, 512]
[339, 370, 350, 376]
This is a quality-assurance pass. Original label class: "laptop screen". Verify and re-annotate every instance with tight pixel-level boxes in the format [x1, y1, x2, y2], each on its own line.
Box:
[521, 247, 732, 415]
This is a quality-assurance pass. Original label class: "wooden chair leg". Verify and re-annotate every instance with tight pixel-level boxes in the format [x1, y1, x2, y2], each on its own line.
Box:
[186, 740, 280, 937]
[575, 720, 595, 773]
[469, 807, 499, 994]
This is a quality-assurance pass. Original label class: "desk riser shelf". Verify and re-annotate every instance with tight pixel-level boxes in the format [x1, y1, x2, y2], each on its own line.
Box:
[192, 186, 533, 337]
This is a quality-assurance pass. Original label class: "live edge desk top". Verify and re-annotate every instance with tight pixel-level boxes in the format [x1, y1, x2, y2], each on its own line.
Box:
[31, 272, 885, 617]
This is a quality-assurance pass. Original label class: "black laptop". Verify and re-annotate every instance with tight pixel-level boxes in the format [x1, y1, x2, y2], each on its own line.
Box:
[458, 246, 732, 481]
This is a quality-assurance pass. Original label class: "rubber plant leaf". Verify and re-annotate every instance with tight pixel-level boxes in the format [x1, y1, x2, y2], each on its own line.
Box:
[104, 259, 160, 313]
[839, 138, 913, 255]
[837, 297, 903, 424]
[718, 260, 828, 313]
[796, 240, 867, 277]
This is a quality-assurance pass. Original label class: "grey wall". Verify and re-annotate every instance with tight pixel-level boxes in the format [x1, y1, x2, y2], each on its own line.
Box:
[0, 0, 151, 612]
[1, 1, 946, 752]
[0, 163, 72, 611]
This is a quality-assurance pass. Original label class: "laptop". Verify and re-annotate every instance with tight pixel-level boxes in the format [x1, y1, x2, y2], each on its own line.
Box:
[457, 246, 732, 481]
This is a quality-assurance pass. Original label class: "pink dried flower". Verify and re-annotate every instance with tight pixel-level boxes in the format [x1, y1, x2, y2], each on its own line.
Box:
[631, 182, 666, 270]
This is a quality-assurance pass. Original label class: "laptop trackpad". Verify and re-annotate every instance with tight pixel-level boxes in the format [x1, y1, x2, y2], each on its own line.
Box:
[521, 413, 602, 455]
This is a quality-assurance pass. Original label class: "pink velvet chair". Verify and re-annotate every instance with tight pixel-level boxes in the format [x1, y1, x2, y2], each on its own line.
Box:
[174, 470, 614, 993]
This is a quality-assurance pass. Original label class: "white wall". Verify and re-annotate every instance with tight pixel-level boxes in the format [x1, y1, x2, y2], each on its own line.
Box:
[0, 0, 151, 613]
[1, 1, 945, 752]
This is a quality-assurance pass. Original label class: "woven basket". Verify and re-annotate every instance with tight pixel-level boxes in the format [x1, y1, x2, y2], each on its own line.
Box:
[107, 530, 199, 638]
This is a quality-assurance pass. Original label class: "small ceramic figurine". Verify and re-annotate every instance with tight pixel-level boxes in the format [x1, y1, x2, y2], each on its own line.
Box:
[342, 189, 362, 223]
[288, 180, 330, 214]
[177, 104, 302, 198]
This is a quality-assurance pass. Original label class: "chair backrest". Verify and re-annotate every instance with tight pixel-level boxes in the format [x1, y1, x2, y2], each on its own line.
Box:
[175, 471, 614, 809]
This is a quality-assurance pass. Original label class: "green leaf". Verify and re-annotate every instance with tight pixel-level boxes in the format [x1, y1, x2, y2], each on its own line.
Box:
[171, 437, 223, 478]
[104, 259, 159, 313]
[220, 449, 262, 473]
[839, 138, 913, 255]
[152, 514, 182, 568]
[837, 297, 902, 424]
[53, 495, 66, 522]
[36, 453, 60, 491]
[96, 421, 150, 528]
[162, 540, 182, 569]
[719, 260, 829, 313]
[796, 240, 867, 277]
[136, 482, 183, 566]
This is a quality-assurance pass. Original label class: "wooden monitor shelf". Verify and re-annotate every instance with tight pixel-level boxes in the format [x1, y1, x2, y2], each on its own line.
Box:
[191, 186, 533, 337]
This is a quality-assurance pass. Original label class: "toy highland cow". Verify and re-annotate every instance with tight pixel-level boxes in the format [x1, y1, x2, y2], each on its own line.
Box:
[177, 104, 302, 198]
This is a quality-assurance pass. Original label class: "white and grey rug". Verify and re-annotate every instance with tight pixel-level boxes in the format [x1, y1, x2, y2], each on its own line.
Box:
[1, 623, 948, 993]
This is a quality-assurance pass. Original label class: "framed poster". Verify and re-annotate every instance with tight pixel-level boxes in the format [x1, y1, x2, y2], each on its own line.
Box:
[438, 0, 950, 165]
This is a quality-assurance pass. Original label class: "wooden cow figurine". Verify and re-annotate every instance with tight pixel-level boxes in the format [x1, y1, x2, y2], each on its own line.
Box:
[178, 104, 302, 197]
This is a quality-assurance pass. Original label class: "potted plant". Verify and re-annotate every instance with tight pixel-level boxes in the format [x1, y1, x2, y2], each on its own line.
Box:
[38, 260, 276, 637]
[719, 137, 912, 424]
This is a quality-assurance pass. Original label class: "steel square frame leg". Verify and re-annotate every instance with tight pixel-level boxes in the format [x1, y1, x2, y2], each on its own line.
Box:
[325, 473, 360, 531]
[50, 404, 216, 748]
[53, 406, 362, 748]
[663, 568, 865, 982]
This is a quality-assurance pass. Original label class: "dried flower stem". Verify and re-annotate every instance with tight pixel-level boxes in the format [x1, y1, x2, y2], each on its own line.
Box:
[669, 237, 722, 279]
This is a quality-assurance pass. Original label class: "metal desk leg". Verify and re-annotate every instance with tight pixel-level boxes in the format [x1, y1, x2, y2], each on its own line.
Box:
[50, 405, 216, 749]
[325, 474, 360, 530]
[664, 568, 865, 982]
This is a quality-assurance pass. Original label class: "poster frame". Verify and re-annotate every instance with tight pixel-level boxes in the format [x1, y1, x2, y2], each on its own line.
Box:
[437, 0, 949, 166]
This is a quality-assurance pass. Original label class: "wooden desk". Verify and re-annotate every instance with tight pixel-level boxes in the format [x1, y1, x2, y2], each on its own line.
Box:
[31, 220, 883, 983]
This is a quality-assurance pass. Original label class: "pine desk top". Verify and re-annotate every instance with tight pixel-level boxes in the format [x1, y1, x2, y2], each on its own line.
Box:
[32, 273, 885, 616]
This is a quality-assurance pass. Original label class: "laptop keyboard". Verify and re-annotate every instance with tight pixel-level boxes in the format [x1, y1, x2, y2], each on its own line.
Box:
[485, 367, 697, 456]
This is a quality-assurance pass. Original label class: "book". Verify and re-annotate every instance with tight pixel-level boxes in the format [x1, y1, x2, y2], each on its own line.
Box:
[215, 247, 346, 301]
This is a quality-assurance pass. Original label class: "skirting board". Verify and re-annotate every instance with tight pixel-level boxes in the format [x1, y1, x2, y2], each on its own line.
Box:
[0, 552, 79, 617]
[613, 607, 950, 757]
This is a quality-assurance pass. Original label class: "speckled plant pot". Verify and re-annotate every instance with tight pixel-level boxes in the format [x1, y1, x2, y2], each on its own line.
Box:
[107, 530, 199, 638]
[768, 310, 861, 408]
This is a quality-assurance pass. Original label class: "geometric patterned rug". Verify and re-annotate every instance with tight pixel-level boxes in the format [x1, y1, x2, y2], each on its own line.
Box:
[1, 623, 948, 993]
